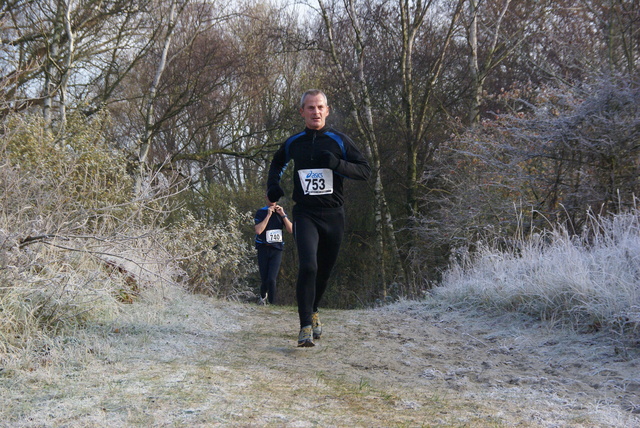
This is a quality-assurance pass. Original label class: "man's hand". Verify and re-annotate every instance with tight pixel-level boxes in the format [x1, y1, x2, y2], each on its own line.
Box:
[319, 150, 340, 170]
[267, 185, 284, 202]
[275, 205, 286, 217]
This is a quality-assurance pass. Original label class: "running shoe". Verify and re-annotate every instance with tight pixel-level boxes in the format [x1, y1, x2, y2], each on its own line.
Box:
[311, 312, 322, 339]
[297, 325, 315, 347]
[258, 294, 268, 305]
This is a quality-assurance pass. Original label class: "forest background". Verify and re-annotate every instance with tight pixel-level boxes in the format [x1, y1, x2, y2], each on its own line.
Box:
[1, 0, 639, 351]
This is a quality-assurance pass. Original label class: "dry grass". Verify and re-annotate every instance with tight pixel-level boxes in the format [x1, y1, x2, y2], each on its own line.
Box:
[1, 114, 638, 427]
[438, 208, 640, 341]
[1, 284, 638, 427]
[0, 112, 253, 357]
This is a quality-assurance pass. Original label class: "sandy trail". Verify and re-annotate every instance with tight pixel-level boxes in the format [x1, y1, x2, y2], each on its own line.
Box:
[1, 288, 639, 427]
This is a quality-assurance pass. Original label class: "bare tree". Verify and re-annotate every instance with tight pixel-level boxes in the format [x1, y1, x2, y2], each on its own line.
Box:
[433, 76, 640, 245]
[136, 0, 187, 196]
[317, 0, 406, 295]
[399, 0, 465, 215]
[0, 0, 152, 127]
[122, 1, 303, 198]
[589, 0, 640, 74]
[467, 0, 513, 124]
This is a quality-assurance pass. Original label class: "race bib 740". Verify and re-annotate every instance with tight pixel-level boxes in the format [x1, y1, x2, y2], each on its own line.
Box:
[266, 229, 283, 243]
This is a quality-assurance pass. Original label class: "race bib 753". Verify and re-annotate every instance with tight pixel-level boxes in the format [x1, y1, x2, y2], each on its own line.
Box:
[298, 168, 333, 195]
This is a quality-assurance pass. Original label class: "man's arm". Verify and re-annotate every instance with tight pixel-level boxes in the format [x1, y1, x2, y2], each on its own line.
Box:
[333, 136, 371, 181]
[267, 144, 288, 189]
[274, 205, 293, 234]
[266, 144, 288, 202]
[254, 209, 272, 235]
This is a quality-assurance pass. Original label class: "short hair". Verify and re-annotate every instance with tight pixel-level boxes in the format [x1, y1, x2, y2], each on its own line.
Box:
[300, 89, 328, 109]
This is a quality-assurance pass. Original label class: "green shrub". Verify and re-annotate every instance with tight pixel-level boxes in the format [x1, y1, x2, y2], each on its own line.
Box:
[0, 113, 150, 351]
[3, 113, 133, 226]
[164, 208, 257, 298]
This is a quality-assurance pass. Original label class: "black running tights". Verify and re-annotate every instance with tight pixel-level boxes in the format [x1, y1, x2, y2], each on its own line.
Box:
[293, 206, 344, 328]
[257, 246, 283, 304]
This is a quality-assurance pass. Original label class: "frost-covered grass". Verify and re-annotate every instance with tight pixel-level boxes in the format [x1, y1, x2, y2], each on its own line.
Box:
[0, 114, 254, 357]
[436, 209, 640, 339]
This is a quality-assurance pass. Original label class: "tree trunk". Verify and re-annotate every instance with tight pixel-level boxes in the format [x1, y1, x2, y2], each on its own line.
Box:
[400, 0, 419, 215]
[402, 0, 465, 215]
[136, 0, 180, 196]
[468, 0, 481, 125]
[467, 0, 513, 125]
[59, 0, 74, 130]
[43, 6, 65, 130]
[319, 0, 405, 296]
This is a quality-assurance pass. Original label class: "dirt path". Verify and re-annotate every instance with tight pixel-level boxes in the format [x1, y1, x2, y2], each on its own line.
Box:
[2, 288, 639, 427]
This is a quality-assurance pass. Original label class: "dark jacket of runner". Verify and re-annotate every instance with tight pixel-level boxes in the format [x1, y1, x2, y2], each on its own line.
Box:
[267, 126, 371, 208]
[254, 206, 285, 251]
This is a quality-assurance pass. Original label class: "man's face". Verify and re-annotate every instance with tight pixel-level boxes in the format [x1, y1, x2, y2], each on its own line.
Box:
[300, 94, 329, 130]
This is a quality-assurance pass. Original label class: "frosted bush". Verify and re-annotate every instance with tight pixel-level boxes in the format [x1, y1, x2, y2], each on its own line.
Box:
[165, 208, 257, 298]
[0, 113, 178, 352]
[437, 209, 640, 338]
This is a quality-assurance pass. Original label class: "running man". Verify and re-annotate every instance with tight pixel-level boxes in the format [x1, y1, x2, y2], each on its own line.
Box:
[266, 89, 371, 347]
[254, 198, 293, 305]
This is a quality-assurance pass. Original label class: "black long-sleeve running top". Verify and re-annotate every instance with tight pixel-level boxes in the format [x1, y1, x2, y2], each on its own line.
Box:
[267, 126, 371, 208]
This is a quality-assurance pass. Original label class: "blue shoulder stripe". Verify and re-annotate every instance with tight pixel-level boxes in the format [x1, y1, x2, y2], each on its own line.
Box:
[254, 206, 269, 223]
[326, 131, 347, 159]
[284, 132, 305, 163]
